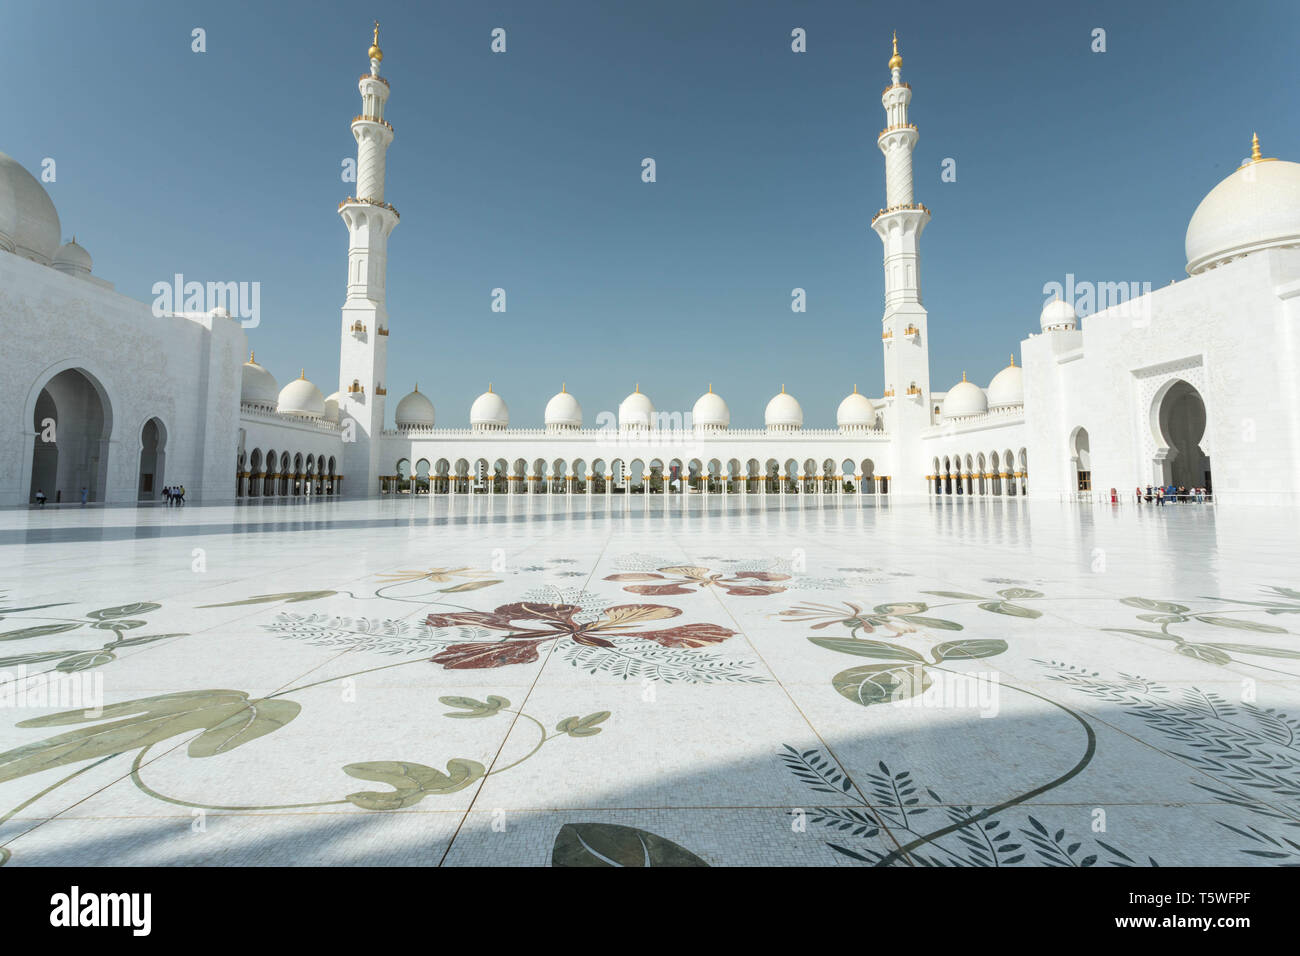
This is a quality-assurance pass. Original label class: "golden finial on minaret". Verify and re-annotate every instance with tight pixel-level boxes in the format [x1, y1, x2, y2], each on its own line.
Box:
[561, 382, 566, 393]
[889, 31, 903, 71]
[368, 20, 383, 62]
[1009, 354, 1015, 367]
[248, 350, 255, 363]
[1251, 132, 1262, 162]
[300, 369, 306, 380]
[961, 371, 967, 383]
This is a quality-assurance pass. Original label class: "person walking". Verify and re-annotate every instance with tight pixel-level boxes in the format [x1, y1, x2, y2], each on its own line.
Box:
[178, 485, 186, 506]
[35, 489, 46, 507]
[80, 487, 88, 506]
[1135, 486, 1142, 504]
[1156, 486, 1164, 506]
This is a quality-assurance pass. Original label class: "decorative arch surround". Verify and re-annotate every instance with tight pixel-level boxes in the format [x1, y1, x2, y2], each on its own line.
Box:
[1133, 355, 1208, 483]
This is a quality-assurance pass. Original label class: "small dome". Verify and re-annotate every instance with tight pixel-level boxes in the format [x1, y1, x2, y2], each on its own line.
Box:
[1040, 296, 1077, 332]
[395, 385, 435, 429]
[1186, 145, 1300, 275]
[51, 238, 92, 276]
[765, 387, 803, 431]
[470, 386, 509, 430]
[0, 151, 61, 264]
[323, 391, 341, 424]
[277, 370, 326, 419]
[544, 385, 582, 430]
[240, 352, 279, 409]
[987, 357, 1024, 409]
[692, 387, 730, 430]
[618, 386, 655, 430]
[942, 374, 988, 419]
[837, 387, 876, 430]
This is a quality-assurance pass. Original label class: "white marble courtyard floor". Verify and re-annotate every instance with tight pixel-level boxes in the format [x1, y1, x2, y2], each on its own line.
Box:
[1, 493, 1298, 867]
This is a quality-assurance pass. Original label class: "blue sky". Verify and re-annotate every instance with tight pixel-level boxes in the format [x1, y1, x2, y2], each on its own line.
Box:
[7, 0, 1298, 427]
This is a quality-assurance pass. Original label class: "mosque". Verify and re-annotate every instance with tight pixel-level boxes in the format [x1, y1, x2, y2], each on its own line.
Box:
[3, 29, 1298, 507]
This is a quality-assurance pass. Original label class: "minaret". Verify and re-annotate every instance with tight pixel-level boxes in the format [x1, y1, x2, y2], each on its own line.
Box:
[338, 21, 398, 498]
[871, 33, 934, 488]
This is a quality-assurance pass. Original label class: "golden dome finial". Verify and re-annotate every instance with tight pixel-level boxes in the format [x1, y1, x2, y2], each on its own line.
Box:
[414, 382, 419, 392]
[635, 382, 640, 393]
[889, 31, 903, 71]
[368, 20, 383, 62]
[248, 350, 255, 363]
[1251, 132, 1262, 162]
[708, 383, 713, 393]
[488, 382, 493, 393]
[1009, 354, 1015, 367]
[961, 371, 967, 383]
[299, 368, 305, 380]
[853, 384, 859, 393]
[561, 382, 566, 393]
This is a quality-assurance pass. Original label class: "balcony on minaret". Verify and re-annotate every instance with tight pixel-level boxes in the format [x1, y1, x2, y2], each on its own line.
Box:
[871, 202, 931, 226]
[352, 114, 394, 132]
[350, 320, 367, 337]
[906, 383, 922, 397]
[881, 329, 894, 341]
[903, 324, 920, 340]
[376, 325, 389, 336]
[883, 386, 895, 398]
[347, 379, 365, 396]
[375, 385, 387, 396]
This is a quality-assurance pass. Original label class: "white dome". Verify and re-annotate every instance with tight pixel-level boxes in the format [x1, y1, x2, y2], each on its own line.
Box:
[987, 359, 1024, 409]
[51, 238, 92, 276]
[765, 388, 803, 430]
[544, 386, 582, 430]
[692, 388, 730, 430]
[837, 388, 876, 430]
[240, 353, 279, 408]
[618, 387, 655, 430]
[0, 151, 60, 264]
[942, 375, 988, 419]
[1040, 296, 1077, 332]
[470, 387, 509, 430]
[1185, 151, 1300, 275]
[395, 386, 435, 429]
[277, 371, 326, 419]
[323, 391, 341, 424]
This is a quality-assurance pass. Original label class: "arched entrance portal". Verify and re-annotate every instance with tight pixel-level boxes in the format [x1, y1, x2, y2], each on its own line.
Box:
[1153, 380, 1210, 491]
[1070, 426, 1091, 492]
[29, 368, 112, 504]
[138, 418, 167, 500]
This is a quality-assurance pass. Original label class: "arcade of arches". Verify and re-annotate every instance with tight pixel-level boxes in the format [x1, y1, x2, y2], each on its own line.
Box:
[929, 448, 1029, 497]
[376, 457, 891, 496]
[236, 449, 341, 497]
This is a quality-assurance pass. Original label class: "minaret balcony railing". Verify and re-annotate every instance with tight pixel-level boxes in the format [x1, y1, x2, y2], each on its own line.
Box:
[375, 386, 387, 396]
[906, 385, 922, 396]
[871, 202, 931, 225]
[338, 196, 400, 219]
[350, 321, 367, 335]
[376, 326, 389, 336]
[877, 122, 918, 138]
[882, 82, 911, 95]
[881, 329, 893, 340]
[904, 324, 920, 337]
[882, 387, 895, 397]
[352, 114, 394, 131]
[360, 73, 390, 87]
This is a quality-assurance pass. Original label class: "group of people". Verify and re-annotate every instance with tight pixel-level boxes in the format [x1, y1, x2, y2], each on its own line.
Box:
[1136, 485, 1209, 505]
[32, 487, 89, 507]
[162, 485, 186, 506]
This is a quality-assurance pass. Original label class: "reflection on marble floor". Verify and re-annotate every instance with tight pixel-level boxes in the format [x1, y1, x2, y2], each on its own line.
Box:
[0, 495, 1298, 866]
